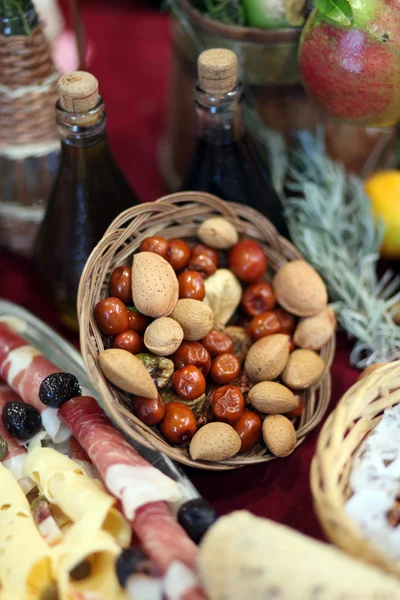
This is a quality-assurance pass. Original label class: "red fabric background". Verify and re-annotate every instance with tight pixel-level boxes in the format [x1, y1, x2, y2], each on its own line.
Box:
[0, 1, 360, 542]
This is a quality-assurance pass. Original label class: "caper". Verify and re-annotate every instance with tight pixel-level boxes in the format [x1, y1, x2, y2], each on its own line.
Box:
[0, 437, 8, 460]
[70, 559, 92, 581]
[40, 583, 59, 600]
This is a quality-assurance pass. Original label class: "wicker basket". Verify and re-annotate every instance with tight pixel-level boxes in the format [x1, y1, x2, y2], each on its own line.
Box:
[311, 361, 400, 577]
[78, 192, 335, 470]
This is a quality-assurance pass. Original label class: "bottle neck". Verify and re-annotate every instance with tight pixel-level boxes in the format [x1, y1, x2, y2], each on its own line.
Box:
[194, 83, 244, 146]
[56, 99, 107, 149]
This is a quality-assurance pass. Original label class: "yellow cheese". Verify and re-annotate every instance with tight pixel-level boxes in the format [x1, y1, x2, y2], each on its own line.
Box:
[0, 463, 53, 597]
[26, 446, 131, 548]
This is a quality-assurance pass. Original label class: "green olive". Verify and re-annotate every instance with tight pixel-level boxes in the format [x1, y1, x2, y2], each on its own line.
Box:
[0, 437, 8, 461]
[40, 583, 59, 600]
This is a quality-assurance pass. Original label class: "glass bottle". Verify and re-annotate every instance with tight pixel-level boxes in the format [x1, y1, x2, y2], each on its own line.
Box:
[34, 71, 140, 331]
[183, 48, 289, 238]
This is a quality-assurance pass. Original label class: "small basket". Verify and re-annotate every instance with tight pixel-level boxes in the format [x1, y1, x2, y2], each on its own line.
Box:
[311, 361, 400, 577]
[78, 192, 335, 470]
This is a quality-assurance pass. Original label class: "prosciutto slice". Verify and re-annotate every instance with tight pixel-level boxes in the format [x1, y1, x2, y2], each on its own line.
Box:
[59, 396, 207, 600]
[0, 381, 35, 492]
[0, 322, 69, 443]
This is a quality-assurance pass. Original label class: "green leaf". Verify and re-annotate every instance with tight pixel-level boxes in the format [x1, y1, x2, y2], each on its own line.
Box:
[314, 0, 353, 25]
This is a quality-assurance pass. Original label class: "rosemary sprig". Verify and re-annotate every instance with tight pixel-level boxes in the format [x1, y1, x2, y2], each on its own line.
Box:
[0, 0, 32, 34]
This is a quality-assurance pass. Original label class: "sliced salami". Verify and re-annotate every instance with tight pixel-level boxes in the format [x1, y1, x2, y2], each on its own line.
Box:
[0, 381, 35, 492]
[59, 396, 207, 600]
[0, 322, 69, 443]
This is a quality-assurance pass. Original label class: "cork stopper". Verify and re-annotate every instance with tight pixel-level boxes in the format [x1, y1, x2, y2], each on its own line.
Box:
[58, 71, 99, 113]
[198, 49, 238, 96]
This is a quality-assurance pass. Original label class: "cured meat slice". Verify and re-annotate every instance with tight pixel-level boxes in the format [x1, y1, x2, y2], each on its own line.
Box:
[0, 322, 69, 443]
[0, 381, 35, 492]
[59, 396, 207, 600]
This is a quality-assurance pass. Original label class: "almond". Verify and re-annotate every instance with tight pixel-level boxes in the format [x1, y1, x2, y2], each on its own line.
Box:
[189, 422, 241, 462]
[244, 334, 289, 383]
[248, 382, 298, 414]
[170, 299, 214, 341]
[198, 217, 239, 249]
[99, 348, 157, 398]
[358, 362, 388, 381]
[293, 307, 336, 351]
[131, 251, 179, 318]
[272, 260, 328, 317]
[144, 317, 184, 356]
[281, 349, 325, 390]
[262, 414, 296, 457]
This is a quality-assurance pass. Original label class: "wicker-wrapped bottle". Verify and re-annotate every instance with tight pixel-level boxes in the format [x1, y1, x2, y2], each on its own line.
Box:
[0, 0, 60, 257]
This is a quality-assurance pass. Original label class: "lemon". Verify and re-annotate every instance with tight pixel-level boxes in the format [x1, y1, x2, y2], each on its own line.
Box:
[365, 170, 400, 259]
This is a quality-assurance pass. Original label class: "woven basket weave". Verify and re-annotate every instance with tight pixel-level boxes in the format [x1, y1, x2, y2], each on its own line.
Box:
[311, 361, 400, 577]
[78, 192, 335, 470]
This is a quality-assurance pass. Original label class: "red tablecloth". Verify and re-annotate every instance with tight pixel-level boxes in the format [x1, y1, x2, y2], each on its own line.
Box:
[0, 1, 360, 542]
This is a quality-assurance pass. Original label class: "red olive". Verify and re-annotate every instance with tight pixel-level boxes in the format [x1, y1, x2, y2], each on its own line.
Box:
[167, 239, 191, 271]
[178, 270, 205, 300]
[171, 341, 211, 376]
[159, 401, 197, 445]
[241, 282, 276, 316]
[94, 297, 129, 336]
[274, 307, 296, 335]
[191, 243, 219, 266]
[110, 266, 132, 304]
[188, 253, 217, 278]
[248, 311, 281, 341]
[201, 330, 234, 358]
[210, 353, 241, 385]
[139, 236, 170, 257]
[172, 365, 207, 400]
[111, 330, 145, 354]
[132, 394, 165, 425]
[127, 310, 150, 335]
[228, 239, 267, 283]
[233, 410, 262, 453]
[287, 393, 305, 418]
[212, 385, 244, 424]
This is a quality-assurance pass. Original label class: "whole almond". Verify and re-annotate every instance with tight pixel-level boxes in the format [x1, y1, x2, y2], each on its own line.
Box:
[144, 317, 184, 356]
[131, 252, 179, 318]
[358, 362, 388, 381]
[99, 348, 157, 398]
[293, 307, 336, 351]
[170, 299, 214, 341]
[244, 334, 289, 383]
[248, 381, 298, 414]
[198, 217, 239, 249]
[281, 349, 325, 390]
[262, 414, 296, 457]
[272, 260, 328, 317]
[190, 422, 241, 462]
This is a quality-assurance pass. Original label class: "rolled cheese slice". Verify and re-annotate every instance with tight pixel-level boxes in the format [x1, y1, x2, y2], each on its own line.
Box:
[199, 511, 400, 600]
[26, 446, 131, 548]
[0, 463, 53, 597]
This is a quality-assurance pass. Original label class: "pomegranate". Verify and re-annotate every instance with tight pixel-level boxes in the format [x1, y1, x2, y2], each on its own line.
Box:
[299, 2, 400, 127]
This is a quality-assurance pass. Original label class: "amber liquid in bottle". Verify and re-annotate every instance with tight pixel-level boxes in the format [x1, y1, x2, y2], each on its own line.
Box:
[34, 91, 140, 331]
[183, 51, 288, 238]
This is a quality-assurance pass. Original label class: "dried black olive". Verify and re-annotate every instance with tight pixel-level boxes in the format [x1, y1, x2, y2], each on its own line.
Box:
[70, 559, 92, 580]
[177, 498, 218, 544]
[39, 372, 81, 408]
[2, 401, 42, 441]
[116, 548, 152, 588]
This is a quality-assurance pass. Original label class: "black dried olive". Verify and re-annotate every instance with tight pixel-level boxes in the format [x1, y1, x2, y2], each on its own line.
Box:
[116, 548, 152, 588]
[39, 372, 81, 408]
[70, 559, 92, 580]
[177, 498, 218, 544]
[2, 401, 42, 441]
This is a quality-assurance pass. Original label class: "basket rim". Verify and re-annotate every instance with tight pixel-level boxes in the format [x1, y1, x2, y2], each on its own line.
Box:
[78, 192, 335, 471]
[311, 360, 400, 578]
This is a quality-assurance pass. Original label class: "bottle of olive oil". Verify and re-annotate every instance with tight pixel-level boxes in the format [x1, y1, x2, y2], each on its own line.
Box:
[183, 49, 288, 238]
[34, 71, 140, 331]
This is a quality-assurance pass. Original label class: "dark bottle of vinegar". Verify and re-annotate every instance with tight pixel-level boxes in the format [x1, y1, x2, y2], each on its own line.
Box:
[183, 49, 288, 238]
[34, 71, 140, 331]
